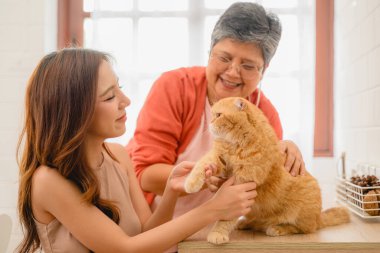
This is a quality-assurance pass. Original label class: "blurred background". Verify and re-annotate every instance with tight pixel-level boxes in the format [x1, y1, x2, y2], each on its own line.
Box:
[1, 0, 379, 252]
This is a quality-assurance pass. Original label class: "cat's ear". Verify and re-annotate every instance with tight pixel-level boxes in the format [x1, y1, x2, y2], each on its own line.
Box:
[234, 98, 246, 111]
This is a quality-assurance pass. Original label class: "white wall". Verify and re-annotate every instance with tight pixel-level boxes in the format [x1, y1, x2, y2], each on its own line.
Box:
[315, 0, 380, 213]
[334, 0, 380, 174]
[0, 0, 56, 252]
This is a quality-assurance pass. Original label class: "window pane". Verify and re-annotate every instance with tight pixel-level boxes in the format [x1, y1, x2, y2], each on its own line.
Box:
[83, 0, 94, 12]
[139, 0, 188, 11]
[84, 0, 133, 11]
[138, 18, 188, 73]
[79, 0, 313, 151]
[204, 0, 238, 9]
[83, 18, 93, 47]
[263, 77, 300, 137]
[95, 0, 133, 11]
[203, 16, 219, 63]
[262, 0, 298, 9]
[205, 0, 298, 9]
[267, 15, 299, 75]
[114, 78, 155, 143]
[84, 18, 133, 73]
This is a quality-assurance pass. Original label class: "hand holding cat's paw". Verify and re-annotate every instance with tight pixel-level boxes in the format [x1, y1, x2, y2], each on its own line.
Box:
[205, 164, 226, 192]
[184, 163, 208, 193]
[207, 231, 230, 244]
[184, 165, 205, 193]
[184, 176, 205, 193]
[168, 161, 195, 193]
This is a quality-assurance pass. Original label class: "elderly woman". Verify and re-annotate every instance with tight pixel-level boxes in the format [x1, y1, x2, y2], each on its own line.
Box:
[127, 2, 305, 215]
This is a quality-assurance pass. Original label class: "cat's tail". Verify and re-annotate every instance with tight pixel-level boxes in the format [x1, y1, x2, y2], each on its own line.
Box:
[319, 207, 350, 228]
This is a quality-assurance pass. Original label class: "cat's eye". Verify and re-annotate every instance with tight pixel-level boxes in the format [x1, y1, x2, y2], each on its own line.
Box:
[215, 113, 221, 118]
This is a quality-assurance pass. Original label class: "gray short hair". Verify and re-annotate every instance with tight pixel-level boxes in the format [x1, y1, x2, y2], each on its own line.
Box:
[210, 2, 282, 65]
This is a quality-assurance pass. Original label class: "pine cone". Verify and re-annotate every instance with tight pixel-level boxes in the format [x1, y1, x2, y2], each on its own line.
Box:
[363, 190, 380, 216]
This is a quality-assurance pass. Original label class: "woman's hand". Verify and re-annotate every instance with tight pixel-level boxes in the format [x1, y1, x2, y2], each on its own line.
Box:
[204, 164, 227, 192]
[209, 177, 257, 221]
[279, 140, 306, 176]
[168, 161, 195, 193]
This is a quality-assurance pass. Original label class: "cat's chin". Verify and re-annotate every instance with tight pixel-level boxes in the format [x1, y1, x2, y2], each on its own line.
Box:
[209, 127, 217, 137]
[209, 130, 225, 140]
[209, 128, 230, 142]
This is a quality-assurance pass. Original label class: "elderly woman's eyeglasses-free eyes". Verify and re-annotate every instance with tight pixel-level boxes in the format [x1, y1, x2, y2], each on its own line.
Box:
[210, 53, 263, 80]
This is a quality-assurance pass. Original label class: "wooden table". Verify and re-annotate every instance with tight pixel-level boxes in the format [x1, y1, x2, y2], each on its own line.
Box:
[178, 213, 380, 253]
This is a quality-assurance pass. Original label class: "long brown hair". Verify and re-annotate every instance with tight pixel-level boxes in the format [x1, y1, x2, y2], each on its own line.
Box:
[17, 48, 120, 252]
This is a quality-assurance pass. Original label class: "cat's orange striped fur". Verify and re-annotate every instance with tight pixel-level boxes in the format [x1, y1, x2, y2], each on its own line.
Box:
[184, 97, 350, 245]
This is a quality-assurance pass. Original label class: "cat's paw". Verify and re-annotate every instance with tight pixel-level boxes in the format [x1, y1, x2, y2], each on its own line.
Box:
[207, 231, 230, 244]
[265, 226, 281, 236]
[184, 177, 204, 193]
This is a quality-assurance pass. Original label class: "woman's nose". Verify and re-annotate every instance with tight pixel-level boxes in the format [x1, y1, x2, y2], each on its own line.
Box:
[120, 93, 131, 108]
[225, 62, 241, 77]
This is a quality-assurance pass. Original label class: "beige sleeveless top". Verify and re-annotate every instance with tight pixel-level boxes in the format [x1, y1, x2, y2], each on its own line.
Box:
[35, 152, 142, 253]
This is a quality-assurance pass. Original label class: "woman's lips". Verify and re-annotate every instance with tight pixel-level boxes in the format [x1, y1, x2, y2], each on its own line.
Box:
[220, 77, 241, 89]
[117, 113, 127, 122]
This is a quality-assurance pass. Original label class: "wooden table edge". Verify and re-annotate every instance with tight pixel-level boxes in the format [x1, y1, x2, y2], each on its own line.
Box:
[178, 241, 380, 250]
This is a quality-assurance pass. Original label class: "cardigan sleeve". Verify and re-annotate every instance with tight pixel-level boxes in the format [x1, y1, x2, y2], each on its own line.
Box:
[126, 67, 207, 204]
[129, 72, 183, 172]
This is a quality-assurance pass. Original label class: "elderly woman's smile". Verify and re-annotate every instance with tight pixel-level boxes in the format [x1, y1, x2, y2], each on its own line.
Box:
[206, 38, 264, 104]
[220, 78, 242, 88]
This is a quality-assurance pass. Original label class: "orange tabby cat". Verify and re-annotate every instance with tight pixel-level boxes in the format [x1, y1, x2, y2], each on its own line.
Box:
[184, 97, 350, 245]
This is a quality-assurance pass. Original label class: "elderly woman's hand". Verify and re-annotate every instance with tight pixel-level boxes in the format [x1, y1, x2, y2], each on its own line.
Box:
[279, 140, 306, 176]
[204, 164, 227, 192]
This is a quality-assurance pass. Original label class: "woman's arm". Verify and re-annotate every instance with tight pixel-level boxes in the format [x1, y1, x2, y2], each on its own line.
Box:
[129, 177, 256, 253]
[140, 163, 173, 195]
[140, 161, 195, 231]
[110, 143, 181, 230]
[112, 144, 212, 231]
[32, 160, 256, 253]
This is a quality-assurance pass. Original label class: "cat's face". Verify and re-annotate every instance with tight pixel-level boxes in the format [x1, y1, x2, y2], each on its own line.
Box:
[210, 97, 256, 142]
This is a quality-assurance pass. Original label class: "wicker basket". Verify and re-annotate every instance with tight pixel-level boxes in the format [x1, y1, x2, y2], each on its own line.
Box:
[336, 177, 380, 218]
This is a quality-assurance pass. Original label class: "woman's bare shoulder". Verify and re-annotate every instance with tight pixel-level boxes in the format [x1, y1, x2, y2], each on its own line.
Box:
[32, 165, 80, 196]
[32, 165, 64, 186]
[31, 165, 84, 222]
[105, 143, 133, 171]
[31, 166, 65, 222]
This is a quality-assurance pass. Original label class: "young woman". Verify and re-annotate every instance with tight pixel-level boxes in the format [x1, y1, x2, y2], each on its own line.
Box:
[17, 48, 257, 253]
